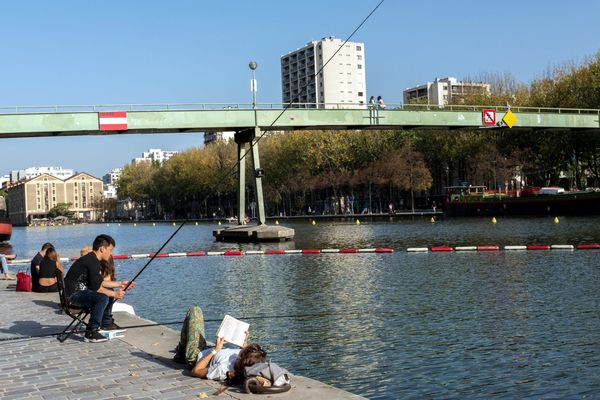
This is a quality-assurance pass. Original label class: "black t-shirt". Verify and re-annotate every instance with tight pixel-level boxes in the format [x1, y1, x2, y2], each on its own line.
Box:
[30, 253, 43, 291]
[64, 252, 103, 297]
[38, 258, 58, 279]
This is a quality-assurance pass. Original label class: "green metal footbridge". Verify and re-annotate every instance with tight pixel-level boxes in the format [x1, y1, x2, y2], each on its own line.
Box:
[1, 103, 599, 138]
[2, 102, 598, 240]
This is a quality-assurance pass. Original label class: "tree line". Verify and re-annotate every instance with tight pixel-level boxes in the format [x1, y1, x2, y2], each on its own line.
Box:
[117, 53, 600, 219]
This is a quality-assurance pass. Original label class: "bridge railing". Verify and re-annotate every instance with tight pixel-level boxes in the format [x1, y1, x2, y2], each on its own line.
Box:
[0, 102, 598, 115]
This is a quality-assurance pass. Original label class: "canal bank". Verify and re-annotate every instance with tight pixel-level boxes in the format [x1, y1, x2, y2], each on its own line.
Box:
[0, 280, 364, 400]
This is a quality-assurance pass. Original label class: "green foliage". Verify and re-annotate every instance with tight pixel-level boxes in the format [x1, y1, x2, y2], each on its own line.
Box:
[48, 203, 74, 218]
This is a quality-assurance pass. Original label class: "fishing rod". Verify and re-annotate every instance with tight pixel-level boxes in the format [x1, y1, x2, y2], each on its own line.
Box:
[122, 221, 186, 291]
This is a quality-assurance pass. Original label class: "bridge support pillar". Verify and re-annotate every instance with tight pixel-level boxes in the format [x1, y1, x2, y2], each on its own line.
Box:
[234, 127, 266, 225]
[214, 127, 294, 242]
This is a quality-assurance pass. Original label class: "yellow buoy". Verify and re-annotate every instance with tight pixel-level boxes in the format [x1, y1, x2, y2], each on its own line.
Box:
[218, 221, 222, 225]
[492, 217, 497, 224]
[430, 217, 435, 223]
[355, 219, 361, 225]
[172, 222, 176, 226]
[554, 217, 559, 224]
[312, 220, 316, 225]
[195, 221, 198, 226]
[275, 220, 279, 225]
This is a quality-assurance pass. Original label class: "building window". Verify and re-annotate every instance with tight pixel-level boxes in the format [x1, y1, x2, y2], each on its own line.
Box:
[357, 55, 362, 60]
[358, 92, 364, 96]
[356, 45, 362, 51]
[357, 64, 362, 69]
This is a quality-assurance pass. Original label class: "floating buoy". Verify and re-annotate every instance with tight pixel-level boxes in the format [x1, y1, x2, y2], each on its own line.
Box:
[195, 222, 198, 226]
[312, 220, 316, 225]
[492, 217, 497, 224]
[355, 219, 360, 225]
[152, 223, 156, 226]
[554, 217, 559, 224]
[118, 223, 121, 226]
[133, 223, 137, 227]
[430, 217, 435, 223]
[172, 222, 176, 226]
[275, 220, 279, 225]
[106, 224, 109, 227]
[218, 221, 222, 225]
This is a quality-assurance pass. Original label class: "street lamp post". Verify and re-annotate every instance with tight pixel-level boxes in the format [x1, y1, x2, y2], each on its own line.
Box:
[249, 61, 257, 111]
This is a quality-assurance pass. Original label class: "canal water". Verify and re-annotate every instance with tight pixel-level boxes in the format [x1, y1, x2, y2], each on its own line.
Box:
[7, 217, 600, 399]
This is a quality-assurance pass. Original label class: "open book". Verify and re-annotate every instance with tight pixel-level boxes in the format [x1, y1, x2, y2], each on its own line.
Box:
[216, 315, 249, 347]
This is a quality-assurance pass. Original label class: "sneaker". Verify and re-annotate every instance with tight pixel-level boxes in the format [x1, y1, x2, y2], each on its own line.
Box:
[100, 323, 120, 331]
[84, 330, 108, 343]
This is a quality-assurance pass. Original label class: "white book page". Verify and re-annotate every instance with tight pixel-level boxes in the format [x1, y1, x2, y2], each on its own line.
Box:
[216, 315, 249, 347]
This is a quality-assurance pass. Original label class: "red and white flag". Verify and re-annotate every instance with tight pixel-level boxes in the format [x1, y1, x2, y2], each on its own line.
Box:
[98, 111, 128, 131]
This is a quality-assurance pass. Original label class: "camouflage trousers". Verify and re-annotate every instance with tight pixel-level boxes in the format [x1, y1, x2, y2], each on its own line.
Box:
[178, 305, 208, 367]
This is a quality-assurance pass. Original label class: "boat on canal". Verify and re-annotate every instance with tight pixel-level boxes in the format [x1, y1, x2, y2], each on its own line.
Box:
[445, 185, 600, 216]
[0, 196, 12, 242]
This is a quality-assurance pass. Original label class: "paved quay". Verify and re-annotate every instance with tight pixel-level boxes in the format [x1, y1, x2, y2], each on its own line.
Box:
[0, 280, 364, 400]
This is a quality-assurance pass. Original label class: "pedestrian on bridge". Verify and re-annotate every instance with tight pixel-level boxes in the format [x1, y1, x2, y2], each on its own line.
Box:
[377, 96, 386, 109]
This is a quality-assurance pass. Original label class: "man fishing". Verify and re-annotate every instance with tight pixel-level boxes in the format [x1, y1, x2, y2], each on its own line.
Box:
[64, 234, 136, 342]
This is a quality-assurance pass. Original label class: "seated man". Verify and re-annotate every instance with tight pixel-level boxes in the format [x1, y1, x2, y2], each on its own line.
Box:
[64, 234, 135, 342]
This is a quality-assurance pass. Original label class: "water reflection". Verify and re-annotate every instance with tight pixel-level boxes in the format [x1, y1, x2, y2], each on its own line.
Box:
[6, 220, 600, 399]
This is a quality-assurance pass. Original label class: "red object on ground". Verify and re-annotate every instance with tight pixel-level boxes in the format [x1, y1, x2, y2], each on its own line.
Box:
[375, 248, 394, 253]
[264, 249, 285, 255]
[150, 253, 169, 258]
[527, 245, 551, 250]
[223, 251, 243, 256]
[339, 248, 359, 253]
[302, 249, 321, 254]
[431, 247, 453, 252]
[477, 246, 500, 251]
[186, 251, 207, 256]
[576, 243, 600, 250]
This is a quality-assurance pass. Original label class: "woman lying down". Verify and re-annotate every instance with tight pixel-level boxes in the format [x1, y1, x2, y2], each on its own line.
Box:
[174, 305, 280, 386]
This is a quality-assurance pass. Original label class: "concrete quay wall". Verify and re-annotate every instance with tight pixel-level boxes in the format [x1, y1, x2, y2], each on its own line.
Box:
[0, 280, 364, 400]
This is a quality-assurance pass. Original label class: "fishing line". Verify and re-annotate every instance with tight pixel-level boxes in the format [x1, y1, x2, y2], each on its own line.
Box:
[0, 309, 374, 344]
[117, 0, 385, 289]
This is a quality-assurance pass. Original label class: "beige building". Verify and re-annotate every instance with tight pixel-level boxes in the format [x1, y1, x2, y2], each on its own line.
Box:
[7, 172, 104, 225]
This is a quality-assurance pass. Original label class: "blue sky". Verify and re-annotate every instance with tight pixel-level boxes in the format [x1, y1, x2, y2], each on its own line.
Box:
[2, 0, 600, 177]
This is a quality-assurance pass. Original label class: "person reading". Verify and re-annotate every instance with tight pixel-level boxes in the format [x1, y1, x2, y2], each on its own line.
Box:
[173, 305, 266, 384]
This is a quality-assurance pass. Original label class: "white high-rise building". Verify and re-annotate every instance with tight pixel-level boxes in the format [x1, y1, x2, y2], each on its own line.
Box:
[102, 168, 123, 185]
[403, 77, 491, 106]
[204, 131, 236, 145]
[281, 37, 366, 109]
[10, 166, 74, 183]
[133, 149, 178, 164]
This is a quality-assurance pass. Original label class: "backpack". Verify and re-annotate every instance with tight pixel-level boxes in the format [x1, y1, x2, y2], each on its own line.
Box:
[16, 271, 32, 292]
[243, 361, 291, 394]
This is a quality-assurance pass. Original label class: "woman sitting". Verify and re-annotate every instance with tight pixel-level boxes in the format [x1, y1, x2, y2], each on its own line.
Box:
[174, 305, 266, 383]
[37, 247, 64, 292]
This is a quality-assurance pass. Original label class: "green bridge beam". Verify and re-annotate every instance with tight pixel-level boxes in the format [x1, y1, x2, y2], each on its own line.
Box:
[1, 107, 599, 138]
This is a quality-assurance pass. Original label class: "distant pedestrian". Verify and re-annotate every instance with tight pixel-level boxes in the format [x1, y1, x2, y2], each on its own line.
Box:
[368, 96, 375, 108]
[388, 203, 393, 214]
[505, 100, 511, 111]
[1, 253, 16, 280]
[377, 96, 386, 109]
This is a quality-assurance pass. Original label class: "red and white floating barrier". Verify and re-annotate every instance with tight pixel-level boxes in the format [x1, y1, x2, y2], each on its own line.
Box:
[5, 243, 600, 265]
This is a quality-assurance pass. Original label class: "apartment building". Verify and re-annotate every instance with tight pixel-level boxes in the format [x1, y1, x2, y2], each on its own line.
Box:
[133, 148, 178, 164]
[403, 77, 491, 106]
[9, 166, 74, 183]
[7, 172, 103, 225]
[281, 37, 366, 109]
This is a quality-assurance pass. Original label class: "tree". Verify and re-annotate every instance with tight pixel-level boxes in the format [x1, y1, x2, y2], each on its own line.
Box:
[48, 203, 74, 219]
[388, 140, 433, 212]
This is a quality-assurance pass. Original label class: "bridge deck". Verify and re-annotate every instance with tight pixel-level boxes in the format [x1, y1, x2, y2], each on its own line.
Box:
[0, 104, 598, 138]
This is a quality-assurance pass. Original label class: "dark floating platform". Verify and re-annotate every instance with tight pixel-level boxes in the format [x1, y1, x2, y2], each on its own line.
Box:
[213, 224, 295, 242]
